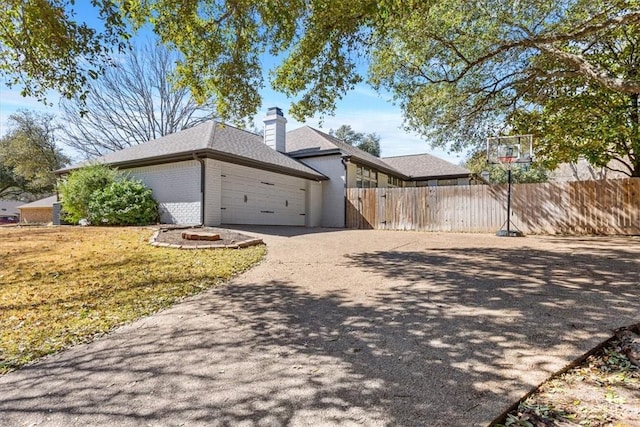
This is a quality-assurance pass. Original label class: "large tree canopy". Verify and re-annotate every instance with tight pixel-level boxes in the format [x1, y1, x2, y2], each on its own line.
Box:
[3, 1, 638, 118]
[509, 23, 640, 177]
[0, 0, 129, 104]
[2, 1, 639, 174]
[368, 1, 640, 151]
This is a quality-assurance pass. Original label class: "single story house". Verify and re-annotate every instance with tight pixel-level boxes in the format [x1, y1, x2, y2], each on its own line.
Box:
[59, 107, 474, 228]
[18, 195, 57, 224]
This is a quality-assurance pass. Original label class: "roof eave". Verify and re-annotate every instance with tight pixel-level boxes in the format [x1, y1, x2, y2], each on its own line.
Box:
[208, 149, 329, 181]
[56, 149, 328, 181]
[409, 172, 472, 181]
[299, 126, 410, 178]
[344, 155, 410, 181]
[288, 148, 343, 159]
[54, 151, 207, 176]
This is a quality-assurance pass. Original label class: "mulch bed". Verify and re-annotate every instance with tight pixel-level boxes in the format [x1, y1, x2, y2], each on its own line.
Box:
[150, 226, 263, 249]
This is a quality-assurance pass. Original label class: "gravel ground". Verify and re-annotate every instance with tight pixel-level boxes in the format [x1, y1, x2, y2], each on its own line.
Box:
[0, 228, 638, 426]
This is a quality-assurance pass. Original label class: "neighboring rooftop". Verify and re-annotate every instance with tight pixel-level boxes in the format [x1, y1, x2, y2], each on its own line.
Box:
[549, 158, 629, 182]
[59, 121, 327, 181]
[382, 153, 471, 180]
[0, 199, 22, 217]
[18, 195, 58, 209]
[287, 126, 408, 179]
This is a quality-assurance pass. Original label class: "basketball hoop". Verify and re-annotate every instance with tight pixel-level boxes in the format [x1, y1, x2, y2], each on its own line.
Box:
[497, 156, 517, 164]
[486, 135, 533, 238]
[486, 135, 532, 166]
[493, 145, 521, 170]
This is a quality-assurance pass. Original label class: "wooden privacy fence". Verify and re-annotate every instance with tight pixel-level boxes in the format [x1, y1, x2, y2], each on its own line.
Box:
[346, 178, 640, 235]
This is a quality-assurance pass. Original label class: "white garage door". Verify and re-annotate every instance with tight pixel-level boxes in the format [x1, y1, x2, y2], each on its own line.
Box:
[221, 163, 306, 226]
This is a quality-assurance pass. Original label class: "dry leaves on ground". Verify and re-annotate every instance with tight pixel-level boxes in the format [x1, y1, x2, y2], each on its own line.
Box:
[496, 330, 640, 427]
[0, 226, 266, 374]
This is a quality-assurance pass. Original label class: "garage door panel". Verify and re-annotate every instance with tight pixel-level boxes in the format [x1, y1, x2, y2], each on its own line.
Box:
[220, 163, 306, 226]
[224, 169, 303, 184]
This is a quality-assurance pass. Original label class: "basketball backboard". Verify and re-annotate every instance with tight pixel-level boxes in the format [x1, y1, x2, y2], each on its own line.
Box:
[487, 134, 533, 165]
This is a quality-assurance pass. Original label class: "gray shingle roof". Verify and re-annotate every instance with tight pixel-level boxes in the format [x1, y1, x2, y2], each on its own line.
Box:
[62, 121, 327, 181]
[18, 195, 58, 209]
[0, 199, 22, 216]
[286, 126, 407, 178]
[382, 154, 471, 179]
[286, 126, 340, 152]
[549, 158, 628, 182]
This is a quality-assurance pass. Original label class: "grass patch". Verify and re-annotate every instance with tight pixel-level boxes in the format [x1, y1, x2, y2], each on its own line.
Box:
[0, 226, 266, 374]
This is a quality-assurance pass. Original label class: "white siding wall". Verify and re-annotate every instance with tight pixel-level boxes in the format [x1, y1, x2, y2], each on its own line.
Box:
[298, 155, 345, 227]
[126, 158, 319, 227]
[305, 180, 323, 227]
[126, 161, 201, 225]
[204, 159, 222, 226]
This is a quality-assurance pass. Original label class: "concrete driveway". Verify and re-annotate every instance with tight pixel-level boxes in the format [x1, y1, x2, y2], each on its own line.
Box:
[1, 228, 639, 426]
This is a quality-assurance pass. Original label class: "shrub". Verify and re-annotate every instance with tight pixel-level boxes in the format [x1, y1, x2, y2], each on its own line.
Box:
[88, 179, 158, 225]
[58, 164, 119, 223]
[59, 164, 158, 225]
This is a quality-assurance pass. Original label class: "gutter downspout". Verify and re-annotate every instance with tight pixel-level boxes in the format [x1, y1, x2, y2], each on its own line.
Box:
[193, 154, 205, 226]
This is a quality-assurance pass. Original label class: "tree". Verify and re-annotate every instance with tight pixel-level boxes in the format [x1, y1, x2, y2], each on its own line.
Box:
[0, 110, 70, 198]
[330, 125, 363, 146]
[3, 1, 639, 172]
[368, 1, 640, 176]
[369, 2, 639, 143]
[508, 24, 640, 177]
[0, 0, 129, 104]
[0, 163, 28, 200]
[358, 134, 382, 158]
[465, 150, 549, 184]
[5, 1, 634, 120]
[60, 42, 216, 158]
[329, 125, 382, 157]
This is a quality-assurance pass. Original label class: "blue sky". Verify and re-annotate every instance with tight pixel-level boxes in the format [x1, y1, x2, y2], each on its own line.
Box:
[0, 77, 466, 163]
[0, 5, 466, 164]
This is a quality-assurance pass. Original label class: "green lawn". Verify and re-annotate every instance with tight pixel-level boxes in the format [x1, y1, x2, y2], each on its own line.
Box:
[0, 226, 265, 374]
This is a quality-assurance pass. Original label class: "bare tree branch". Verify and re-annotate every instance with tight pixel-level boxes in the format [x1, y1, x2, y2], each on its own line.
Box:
[60, 41, 216, 158]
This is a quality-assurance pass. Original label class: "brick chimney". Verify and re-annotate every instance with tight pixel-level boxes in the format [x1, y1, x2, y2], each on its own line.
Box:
[263, 106, 287, 153]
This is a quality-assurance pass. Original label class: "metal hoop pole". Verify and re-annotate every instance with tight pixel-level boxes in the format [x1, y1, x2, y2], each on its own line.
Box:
[507, 168, 512, 235]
